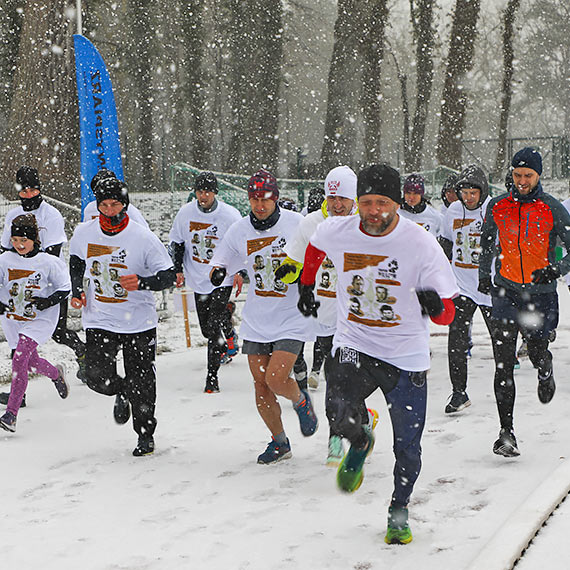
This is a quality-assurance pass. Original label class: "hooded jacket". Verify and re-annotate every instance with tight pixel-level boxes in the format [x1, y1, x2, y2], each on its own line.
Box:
[479, 180, 570, 293]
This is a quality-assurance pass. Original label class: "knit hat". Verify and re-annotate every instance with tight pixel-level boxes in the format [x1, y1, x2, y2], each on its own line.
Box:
[357, 164, 402, 204]
[11, 214, 40, 246]
[95, 178, 129, 207]
[511, 147, 542, 176]
[247, 169, 279, 202]
[16, 166, 41, 192]
[324, 166, 357, 201]
[90, 168, 117, 193]
[403, 173, 425, 195]
[194, 171, 218, 194]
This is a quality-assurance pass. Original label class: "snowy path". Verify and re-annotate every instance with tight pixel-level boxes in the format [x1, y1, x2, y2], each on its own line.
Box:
[1, 283, 570, 569]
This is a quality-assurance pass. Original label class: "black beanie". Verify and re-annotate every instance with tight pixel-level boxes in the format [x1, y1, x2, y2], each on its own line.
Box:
[95, 178, 129, 207]
[357, 164, 402, 204]
[194, 171, 218, 194]
[11, 214, 40, 246]
[91, 168, 117, 193]
[511, 147, 542, 176]
[16, 166, 41, 192]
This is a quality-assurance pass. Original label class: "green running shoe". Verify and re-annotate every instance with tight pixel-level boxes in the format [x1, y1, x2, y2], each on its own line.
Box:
[384, 525, 413, 545]
[384, 505, 413, 545]
[336, 430, 374, 493]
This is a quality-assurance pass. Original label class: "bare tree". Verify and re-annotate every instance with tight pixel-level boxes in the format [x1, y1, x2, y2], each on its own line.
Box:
[359, 0, 390, 165]
[408, 0, 435, 171]
[436, 0, 482, 169]
[123, 0, 156, 191]
[493, 0, 521, 177]
[179, 0, 210, 168]
[226, 0, 283, 174]
[320, 0, 361, 173]
[0, 0, 79, 202]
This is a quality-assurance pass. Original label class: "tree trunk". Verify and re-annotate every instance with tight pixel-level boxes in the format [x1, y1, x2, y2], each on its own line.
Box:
[408, 0, 435, 171]
[124, 0, 155, 191]
[493, 0, 521, 177]
[360, 0, 390, 165]
[226, 0, 282, 175]
[0, 1, 22, 130]
[436, 0, 481, 169]
[180, 0, 210, 169]
[0, 0, 79, 202]
[320, 0, 361, 173]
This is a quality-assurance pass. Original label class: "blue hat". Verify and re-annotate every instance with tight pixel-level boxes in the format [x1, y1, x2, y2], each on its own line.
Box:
[511, 147, 542, 176]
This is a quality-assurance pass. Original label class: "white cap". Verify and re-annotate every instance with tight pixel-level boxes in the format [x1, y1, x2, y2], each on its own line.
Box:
[324, 166, 357, 201]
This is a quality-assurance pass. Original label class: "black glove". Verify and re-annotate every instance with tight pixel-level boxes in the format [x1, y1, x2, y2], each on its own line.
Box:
[297, 283, 320, 318]
[0, 301, 8, 315]
[478, 277, 492, 295]
[210, 267, 227, 287]
[416, 289, 444, 317]
[30, 297, 51, 311]
[275, 263, 297, 282]
[531, 265, 560, 285]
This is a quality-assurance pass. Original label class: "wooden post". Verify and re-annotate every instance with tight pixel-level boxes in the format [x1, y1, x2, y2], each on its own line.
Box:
[181, 289, 191, 348]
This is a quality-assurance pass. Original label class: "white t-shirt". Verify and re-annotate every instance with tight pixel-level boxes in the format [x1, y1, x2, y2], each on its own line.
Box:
[2, 201, 67, 252]
[440, 197, 491, 306]
[69, 219, 173, 334]
[399, 204, 442, 236]
[310, 214, 458, 371]
[83, 200, 150, 229]
[0, 250, 70, 348]
[286, 210, 339, 336]
[211, 209, 315, 343]
[169, 199, 242, 294]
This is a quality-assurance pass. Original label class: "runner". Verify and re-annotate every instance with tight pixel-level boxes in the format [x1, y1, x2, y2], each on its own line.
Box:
[69, 178, 175, 456]
[297, 164, 457, 544]
[209, 169, 318, 464]
[169, 171, 242, 393]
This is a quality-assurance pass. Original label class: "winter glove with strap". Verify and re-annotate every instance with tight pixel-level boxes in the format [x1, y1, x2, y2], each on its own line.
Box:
[477, 277, 492, 295]
[531, 265, 560, 285]
[210, 267, 227, 287]
[297, 283, 320, 318]
[274, 256, 303, 284]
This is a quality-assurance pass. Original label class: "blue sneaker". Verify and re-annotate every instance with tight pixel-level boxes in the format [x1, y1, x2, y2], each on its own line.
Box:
[0, 410, 17, 433]
[294, 389, 318, 436]
[257, 437, 292, 464]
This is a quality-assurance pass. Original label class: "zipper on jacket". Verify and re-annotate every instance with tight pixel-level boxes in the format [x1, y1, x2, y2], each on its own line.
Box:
[517, 203, 525, 283]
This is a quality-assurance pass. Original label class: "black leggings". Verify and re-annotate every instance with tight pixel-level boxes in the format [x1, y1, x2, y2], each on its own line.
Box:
[492, 321, 552, 430]
[195, 287, 233, 381]
[85, 327, 158, 437]
[52, 300, 85, 358]
[312, 335, 333, 373]
[448, 295, 497, 393]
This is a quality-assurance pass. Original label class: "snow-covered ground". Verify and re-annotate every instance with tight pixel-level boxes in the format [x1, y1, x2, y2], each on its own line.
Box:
[2, 279, 570, 569]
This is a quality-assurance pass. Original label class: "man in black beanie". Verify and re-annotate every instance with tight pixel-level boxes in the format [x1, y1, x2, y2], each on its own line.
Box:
[297, 163, 458, 545]
[0, 167, 86, 408]
[479, 147, 570, 458]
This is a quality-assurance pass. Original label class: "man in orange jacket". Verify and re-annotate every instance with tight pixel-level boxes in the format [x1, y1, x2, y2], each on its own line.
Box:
[479, 147, 570, 457]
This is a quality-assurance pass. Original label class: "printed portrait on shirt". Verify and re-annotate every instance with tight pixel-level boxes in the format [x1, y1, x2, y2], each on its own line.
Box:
[90, 260, 102, 276]
[342, 253, 402, 327]
[347, 274, 365, 296]
[4, 269, 44, 321]
[254, 273, 264, 289]
[86, 244, 130, 304]
[320, 271, 331, 289]
[456, 232, 464, 246]
[253, 255, 265, 271]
